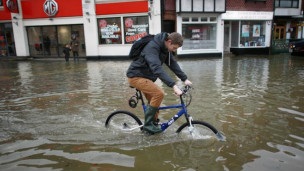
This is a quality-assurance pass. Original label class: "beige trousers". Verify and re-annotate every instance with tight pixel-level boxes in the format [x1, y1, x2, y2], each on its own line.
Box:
[128, 77, 164, 109]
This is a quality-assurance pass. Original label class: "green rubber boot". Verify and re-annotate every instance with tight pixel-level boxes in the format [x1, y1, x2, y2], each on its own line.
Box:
[144, 105, 162, 134]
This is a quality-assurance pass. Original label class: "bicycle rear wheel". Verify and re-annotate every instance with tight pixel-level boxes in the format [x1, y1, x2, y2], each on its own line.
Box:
[105, 110, 143, 131]
[176, 120, 226, 141]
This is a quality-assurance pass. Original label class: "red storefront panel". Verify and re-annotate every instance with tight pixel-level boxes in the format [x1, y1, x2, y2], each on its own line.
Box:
[21, 0, 83, 19]
[0, 1, 12, 20]
[96, 1, 148, 15]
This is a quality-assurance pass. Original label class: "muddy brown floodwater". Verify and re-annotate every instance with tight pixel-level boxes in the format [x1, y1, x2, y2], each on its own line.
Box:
[0, 54, 303, 171]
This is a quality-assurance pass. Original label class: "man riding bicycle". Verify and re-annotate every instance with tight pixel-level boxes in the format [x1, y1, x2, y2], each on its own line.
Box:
[126, 32, 192, 134]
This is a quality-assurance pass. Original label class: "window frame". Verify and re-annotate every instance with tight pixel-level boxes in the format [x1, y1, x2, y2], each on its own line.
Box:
[181, 16, 218, 50]
[274, 0, 299, 8]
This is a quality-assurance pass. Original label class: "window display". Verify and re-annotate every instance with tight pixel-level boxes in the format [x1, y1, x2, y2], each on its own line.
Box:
[124, 16, 149, 44]
[98, 16, 149, 45]
[98, 17, 122, 44]
[182, 23, 217, 50]
[240, 21, 266, 47]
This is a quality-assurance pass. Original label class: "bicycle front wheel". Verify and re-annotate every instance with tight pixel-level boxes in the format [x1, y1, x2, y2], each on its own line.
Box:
[176, 120, 226, 141]
[105, 110, 143, 131]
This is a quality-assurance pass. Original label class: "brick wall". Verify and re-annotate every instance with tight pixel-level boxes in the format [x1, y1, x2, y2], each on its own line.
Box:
[226, 0, 274, 11]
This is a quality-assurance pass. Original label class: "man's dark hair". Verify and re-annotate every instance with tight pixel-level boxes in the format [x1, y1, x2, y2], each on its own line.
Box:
[168, 32, 183, 47]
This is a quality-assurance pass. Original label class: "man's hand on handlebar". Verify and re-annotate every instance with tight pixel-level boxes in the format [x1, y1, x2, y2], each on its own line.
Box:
[173, 79, 192, 96]
[184, 79, 192, 86]
[173, 85, 183, 96]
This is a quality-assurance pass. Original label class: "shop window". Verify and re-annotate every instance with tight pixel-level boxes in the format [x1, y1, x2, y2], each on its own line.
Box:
[0, 1, 3, 6]
[98, 17, 122, 44]
[182, 16, 217, 50]
[210, 17, 217, 22]
[192, 17, 199, 22]
[240, 21, 266, 47]
[182, 17, 190, 22]
[123, 16, 149, 44]
[201, 17, 208, 22]
[0, 23, 15, 57]
[98, 16, 148, 45]
[275, 0, 299, 8]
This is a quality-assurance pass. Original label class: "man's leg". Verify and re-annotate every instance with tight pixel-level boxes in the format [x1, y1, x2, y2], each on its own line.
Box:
[128, 77, 164, 133]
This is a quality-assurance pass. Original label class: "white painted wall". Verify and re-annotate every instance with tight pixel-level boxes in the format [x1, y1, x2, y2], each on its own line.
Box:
[82, 0, 99, 56]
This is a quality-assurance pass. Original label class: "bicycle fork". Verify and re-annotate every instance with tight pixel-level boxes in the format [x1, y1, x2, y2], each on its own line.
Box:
[188, 116, 194, 134]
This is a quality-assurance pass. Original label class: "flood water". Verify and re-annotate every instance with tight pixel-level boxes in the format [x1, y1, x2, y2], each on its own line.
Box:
[0, 54, 303, 171]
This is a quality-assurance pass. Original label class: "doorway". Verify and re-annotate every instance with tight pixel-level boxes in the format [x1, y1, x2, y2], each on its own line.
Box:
[0, 23, 16, 57]
[274, 26, 285, 40]
[224, 22, 230, 52]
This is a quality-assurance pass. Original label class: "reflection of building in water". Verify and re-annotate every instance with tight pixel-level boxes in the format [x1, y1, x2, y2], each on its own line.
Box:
[86, 62, 104, 105]
[18, 62, 33, 93]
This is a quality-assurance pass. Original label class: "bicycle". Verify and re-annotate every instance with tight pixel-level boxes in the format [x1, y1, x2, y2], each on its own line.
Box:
[105, 86, 226, 141]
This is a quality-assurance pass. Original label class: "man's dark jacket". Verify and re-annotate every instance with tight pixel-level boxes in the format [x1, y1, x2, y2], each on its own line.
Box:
[126, 32, 188, 87]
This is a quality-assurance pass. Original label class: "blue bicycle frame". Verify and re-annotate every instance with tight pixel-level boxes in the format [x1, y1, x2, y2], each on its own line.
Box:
[140, 91, 190, 131]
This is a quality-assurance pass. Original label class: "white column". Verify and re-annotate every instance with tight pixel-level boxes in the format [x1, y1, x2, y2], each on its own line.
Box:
[11, 0, 30, 57]
[82, 0, 99, 57]
[149, 0, 161, 34]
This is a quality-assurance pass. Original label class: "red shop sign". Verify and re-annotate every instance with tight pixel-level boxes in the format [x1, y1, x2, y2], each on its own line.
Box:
[6, 0, 19, 13]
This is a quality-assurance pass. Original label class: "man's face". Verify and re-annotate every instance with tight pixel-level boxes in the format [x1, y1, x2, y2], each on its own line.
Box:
[167, 40, 180, 52]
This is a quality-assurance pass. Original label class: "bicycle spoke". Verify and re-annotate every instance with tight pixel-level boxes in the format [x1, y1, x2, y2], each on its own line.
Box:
[105, 110, 143, 132]
[176, 120, 225, 141]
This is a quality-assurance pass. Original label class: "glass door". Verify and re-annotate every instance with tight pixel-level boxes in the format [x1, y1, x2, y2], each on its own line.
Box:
[27, 27, 43, 56]
[42, 26, 57, 56]
[0, 23, 15, 57]
[27, 25, 85, 57]
[57, 25, 72, 57]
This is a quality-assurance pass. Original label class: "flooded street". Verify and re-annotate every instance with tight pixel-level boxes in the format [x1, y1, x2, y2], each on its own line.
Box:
[0, 54, 303, 171]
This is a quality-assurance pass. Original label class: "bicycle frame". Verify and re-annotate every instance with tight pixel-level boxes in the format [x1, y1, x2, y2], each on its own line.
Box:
[137, 89, 192, 131]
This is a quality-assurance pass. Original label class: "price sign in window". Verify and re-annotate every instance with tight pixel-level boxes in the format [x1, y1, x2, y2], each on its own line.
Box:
[98, 17, 122, 44]
[124, 16, 149, 44]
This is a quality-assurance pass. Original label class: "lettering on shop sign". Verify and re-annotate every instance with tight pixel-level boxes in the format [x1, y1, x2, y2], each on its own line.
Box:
[6, 0, 19, 13]
[125, 24, 149, 43]
[43, 0, 58, 17]
[101, 24, 121, 39]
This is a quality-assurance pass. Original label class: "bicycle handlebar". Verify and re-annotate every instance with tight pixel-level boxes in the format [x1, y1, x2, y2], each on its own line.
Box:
[128, 85, 193, 108]
[181, 85, 192, 95]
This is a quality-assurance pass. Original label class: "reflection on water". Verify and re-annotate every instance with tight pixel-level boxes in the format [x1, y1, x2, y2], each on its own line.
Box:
[0, 55, 304, 171]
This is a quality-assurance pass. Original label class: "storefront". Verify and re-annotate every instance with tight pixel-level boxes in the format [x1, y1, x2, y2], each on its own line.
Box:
[94, 0, 155, 58]
[0, 1, 16, 57]
[19, 0, 86, 58]
[272, 0, 304, 53]
[222, 11, 273, 55]
[175, 0, 226, 57]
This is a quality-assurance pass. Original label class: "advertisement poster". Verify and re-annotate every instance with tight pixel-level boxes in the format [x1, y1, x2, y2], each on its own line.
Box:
[242, 25, 249, 37]
[99, 18, 122, 44]
[124, 17, 149, 43]
[253, 25, 260, 37]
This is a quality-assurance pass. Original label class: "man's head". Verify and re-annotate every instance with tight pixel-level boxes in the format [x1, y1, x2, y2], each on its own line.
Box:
[165, 32, 183, 52]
